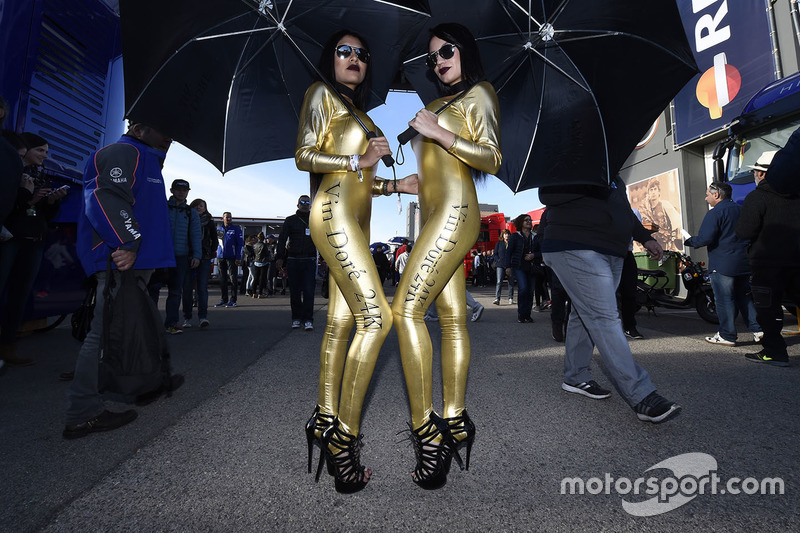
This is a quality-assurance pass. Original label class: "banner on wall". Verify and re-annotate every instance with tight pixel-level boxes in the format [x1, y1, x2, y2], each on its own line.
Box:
[673, 0, 775, 147]
[628, 170, 684, 253]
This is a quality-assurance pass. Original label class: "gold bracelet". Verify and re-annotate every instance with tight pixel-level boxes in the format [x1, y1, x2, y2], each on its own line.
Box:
[371, 177, 386, 196]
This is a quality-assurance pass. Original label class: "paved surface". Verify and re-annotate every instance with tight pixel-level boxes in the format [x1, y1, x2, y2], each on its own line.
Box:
[2, 283, 799, 532]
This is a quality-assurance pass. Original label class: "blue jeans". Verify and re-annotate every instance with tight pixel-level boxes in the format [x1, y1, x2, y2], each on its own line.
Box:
[514, 268, 534, 320]
[287, 257, 316, 322]
[165, 256, 191, 327]
[709, 271, 760, 342]
[495, 266, 515, 301]
[544, 250, 655, 407]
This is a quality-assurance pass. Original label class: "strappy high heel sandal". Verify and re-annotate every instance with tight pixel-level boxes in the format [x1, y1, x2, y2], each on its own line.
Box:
[445, 409, 476, 470]
[305, 406, 335, 473]
[315, 420, 370, 494]
[408, 412, 456, 490]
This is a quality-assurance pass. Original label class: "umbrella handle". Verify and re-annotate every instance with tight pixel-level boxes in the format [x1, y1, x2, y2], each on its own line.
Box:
[366, 131, 395, 167]
[397, 126, 418, 146]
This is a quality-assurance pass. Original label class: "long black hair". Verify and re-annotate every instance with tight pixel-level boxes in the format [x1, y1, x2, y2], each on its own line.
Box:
[316, 29, 373, 111]
[429, 23, 486, 96]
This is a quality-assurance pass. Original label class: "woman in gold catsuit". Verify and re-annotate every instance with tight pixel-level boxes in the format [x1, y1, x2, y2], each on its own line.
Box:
[295, 29, 416, 494]
[394, 23, 501, 489]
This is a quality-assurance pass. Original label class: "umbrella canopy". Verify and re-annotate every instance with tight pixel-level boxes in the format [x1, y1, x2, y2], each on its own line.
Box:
[120, 0, 430, 173]
[369, 242, 389, 253]
[401, 0, 698, 191]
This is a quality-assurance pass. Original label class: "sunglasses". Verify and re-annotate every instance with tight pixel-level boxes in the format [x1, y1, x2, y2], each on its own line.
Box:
[299, 199, 311, 205]
[426, 43, 457, 69]
[336, 44, 370, 64]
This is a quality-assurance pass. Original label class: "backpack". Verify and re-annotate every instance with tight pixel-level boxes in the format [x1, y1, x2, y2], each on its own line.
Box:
[99, 260, 172, 398]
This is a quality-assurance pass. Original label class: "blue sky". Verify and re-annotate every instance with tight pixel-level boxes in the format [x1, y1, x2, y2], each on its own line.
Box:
[160, 91, 544, 241]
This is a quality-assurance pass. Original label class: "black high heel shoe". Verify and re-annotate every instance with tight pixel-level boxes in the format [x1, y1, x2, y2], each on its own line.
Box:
[315, 419, 370, 494]
[408, 412, 456, 490]
[305, 406, 335, 473]
[445, 409, 476, 470]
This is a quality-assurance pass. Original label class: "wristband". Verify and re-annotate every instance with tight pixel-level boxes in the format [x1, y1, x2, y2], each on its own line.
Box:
[350, 154, 364, 182]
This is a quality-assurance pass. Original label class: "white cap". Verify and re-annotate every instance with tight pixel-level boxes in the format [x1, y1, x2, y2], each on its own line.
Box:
[748, 150, 777, 172]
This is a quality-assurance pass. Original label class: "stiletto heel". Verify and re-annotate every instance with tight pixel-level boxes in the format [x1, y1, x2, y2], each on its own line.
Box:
[305, 406, 335, 473]
[445, 409, 476, 470]
[317, 419, 370, 494]
[407, 412, 456, 490]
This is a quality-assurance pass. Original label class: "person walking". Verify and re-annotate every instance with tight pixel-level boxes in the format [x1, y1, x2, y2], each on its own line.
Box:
[493, 229, 515, 305]
[214, 211, 242, 308]
[64, 121, 177, 438]
[540, 175, 681, 424]
[684, 181, 761, 346]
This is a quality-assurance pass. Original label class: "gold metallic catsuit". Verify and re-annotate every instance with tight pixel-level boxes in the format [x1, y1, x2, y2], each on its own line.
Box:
[392, 81, 501, 429]
[295, 82, 392, 437]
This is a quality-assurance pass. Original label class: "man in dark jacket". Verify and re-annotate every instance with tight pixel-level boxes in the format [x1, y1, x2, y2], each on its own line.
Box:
[276, 195, 317, 330]
[684, 181, 761, 346]
[735, 151, 800, 367]
[64, 121, 178, 439]
[539, 176, 680, 424]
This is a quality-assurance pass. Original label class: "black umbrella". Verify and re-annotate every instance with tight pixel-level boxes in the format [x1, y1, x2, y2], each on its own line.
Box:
[119, 0, 430, 173]
[400, 0, 698, 191]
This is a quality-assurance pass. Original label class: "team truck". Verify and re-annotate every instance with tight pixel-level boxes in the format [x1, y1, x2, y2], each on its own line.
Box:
[1, 0, 124, 326]
[712, 70, 800, 202]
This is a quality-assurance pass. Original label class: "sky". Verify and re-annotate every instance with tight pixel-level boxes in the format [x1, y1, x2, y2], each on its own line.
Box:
[160, 91, 544, 242]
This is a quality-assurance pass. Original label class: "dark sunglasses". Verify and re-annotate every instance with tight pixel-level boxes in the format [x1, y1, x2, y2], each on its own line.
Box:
[336, 44, 370, 64]
[299, 199, 311, 205]
[426, 43, 457, 69]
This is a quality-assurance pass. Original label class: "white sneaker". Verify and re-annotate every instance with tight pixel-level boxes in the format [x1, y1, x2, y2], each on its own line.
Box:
[705, 332, 735, 346]
[304, 320, 314, 331]
[492, 299, 500, 306]
[182, 320, 193, 328]
[471, 305, 484, 322]
[508, 298, 513, 304]
[753, 331, 764, 343]
[291, 320, 301, 329]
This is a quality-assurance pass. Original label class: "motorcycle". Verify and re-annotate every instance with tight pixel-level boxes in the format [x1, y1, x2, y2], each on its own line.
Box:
[635, 250, 718, 324]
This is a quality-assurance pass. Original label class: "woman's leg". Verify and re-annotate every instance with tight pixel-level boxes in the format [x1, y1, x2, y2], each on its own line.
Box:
[392, 201, 479, 428]
[316, 277, 352, 420]
[310, 184, 392, 437]
[437, 267, 470, 419]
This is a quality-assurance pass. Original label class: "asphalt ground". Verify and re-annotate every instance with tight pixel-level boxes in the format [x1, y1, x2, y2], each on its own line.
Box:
[2, 282, 799, 532]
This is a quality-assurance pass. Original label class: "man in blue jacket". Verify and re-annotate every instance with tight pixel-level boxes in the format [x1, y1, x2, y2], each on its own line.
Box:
[215, 211, 243, 307]
[684, 181, 761, 346]
[64, 121, 178, 439]
[164, 179, 201, 333]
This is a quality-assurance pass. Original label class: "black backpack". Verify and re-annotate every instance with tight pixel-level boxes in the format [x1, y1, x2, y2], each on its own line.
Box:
[99, 261, 172, 398]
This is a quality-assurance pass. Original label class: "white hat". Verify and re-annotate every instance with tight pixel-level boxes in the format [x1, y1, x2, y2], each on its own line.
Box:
[748, 150, 777, 172]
